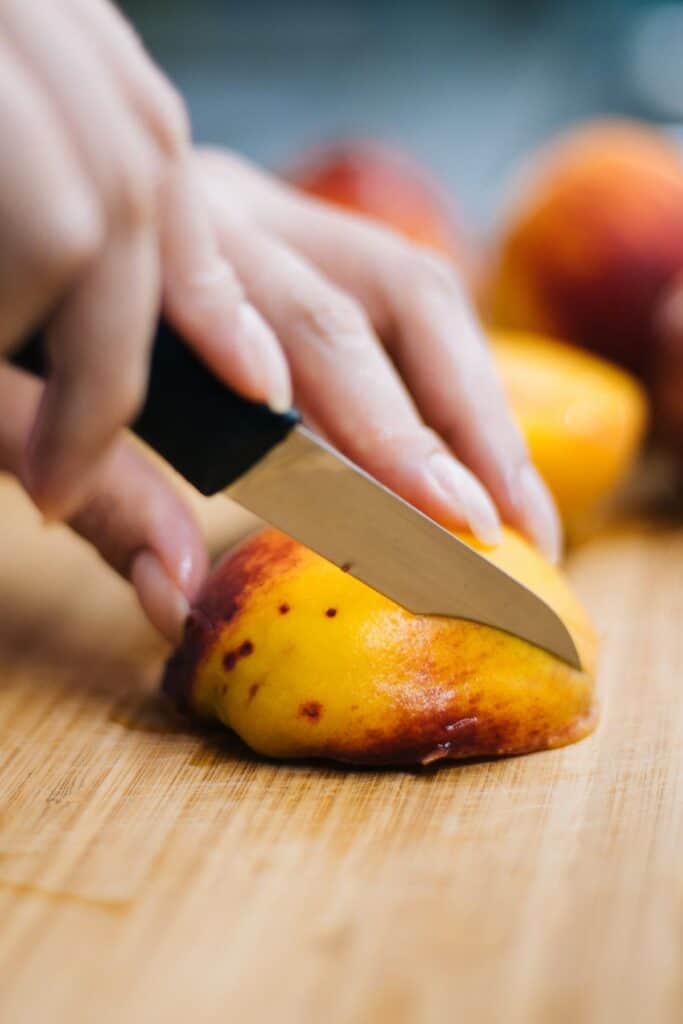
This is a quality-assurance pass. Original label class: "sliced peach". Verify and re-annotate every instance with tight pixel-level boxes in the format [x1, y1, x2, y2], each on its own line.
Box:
[494, 330, 648, 537]
[164, 527, 598, 767]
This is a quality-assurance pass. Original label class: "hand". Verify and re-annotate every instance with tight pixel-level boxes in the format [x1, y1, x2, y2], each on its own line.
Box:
[0, 1, 560, 644]
[196, 151, 561, 561]
[0, 0, 289, 518]
[0, 0, 287, 641]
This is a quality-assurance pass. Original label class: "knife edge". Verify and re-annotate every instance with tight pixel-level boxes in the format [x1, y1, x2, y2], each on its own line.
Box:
[226, 426, 582, 670]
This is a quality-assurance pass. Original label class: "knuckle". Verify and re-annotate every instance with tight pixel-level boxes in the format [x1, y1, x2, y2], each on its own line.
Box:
[149, 80, 191, 158]
[110, 155, 158, 227]
[184, 262, 242, 306]
[294, 291, 370, 351]
[172, 263, 243, 334]
[38, 192, 103, 281]
[356, 421, 440, 464]
[416, 424, 445, 453]
[404, 247, 460, 296]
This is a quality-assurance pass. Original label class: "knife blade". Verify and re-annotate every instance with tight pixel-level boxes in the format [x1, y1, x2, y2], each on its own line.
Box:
[11, 321, 581, 669]
[227, 425, 581, 668]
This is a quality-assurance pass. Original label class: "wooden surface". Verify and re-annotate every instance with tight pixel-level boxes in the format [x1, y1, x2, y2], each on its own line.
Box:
[0, 474, 682, 1024]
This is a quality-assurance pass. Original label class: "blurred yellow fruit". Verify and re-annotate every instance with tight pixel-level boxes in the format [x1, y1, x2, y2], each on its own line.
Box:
[494, 330, 648, 537]
[164, 526, 598, 767]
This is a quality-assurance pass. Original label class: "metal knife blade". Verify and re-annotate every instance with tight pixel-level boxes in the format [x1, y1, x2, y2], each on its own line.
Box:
[10, 322, 580, 668]
[227, 425, 582, 670]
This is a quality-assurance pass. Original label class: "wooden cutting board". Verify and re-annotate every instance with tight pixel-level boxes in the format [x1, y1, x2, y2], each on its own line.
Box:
[0, 472, 681, 1024]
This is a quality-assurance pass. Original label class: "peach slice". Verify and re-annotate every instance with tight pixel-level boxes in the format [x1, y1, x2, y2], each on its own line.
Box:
[494, 330, 648, 537]
[163, 527, 598, 767]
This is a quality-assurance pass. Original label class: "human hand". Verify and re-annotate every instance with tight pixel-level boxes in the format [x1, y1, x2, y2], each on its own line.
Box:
[0, 0, 289, 520]
[0, 1, 559, 642]
[0, 0, 287, 640]
[196, 150, 561, 562]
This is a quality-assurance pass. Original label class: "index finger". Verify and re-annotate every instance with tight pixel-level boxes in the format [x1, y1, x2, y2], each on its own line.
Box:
[207, 202, 502, 547]
[383, 249, 561, 563]
[200, 155, 562, 561]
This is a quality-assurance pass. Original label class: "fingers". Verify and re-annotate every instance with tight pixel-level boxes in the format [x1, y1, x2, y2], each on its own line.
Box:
[3, 0, 161, 204]
[381, 250, 562, 562]
[201, 152, 561, 560]
[61, 3, 283, 408]
[1, 0, 166, 515]
[2, 3, 288, 524]
[70, 438, 207, 644]
[0, 34, 102, 352]
[0, 365, 207, 643]
[159, 159, 291, 410]
[63, 0, 190, 155]
[209, 201, 501, 545]
[65, 4, 292, 409]
[24, 220, 160, 518]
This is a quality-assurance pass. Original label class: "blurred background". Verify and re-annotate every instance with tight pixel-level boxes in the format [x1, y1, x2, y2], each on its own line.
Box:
[121, 0, 683, 225]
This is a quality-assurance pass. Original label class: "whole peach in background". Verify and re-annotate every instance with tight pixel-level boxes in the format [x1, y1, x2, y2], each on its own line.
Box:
[286, 140, 470, 275]
[484, 119, 683, 377]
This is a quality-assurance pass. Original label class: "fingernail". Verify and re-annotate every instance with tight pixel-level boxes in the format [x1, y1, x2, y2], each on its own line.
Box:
[517, 464, 563, 563]
[131, 550, 190, 645]
[176, 551, 196, 592]
[427, 452, 502, 546]
[236, 303, 292, 413]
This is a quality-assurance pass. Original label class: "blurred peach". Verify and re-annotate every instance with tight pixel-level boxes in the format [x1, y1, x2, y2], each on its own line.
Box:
[286, 140, 471, 276]
[493, 331, 648, 538]
[484, 119, 683, 376]
[654, 275, 683, 465]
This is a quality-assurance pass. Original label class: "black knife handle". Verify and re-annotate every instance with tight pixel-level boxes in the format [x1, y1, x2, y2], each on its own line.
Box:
[9, 321, 300, 496]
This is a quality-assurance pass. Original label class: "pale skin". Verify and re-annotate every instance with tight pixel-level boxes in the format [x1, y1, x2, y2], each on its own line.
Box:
[0, 0, 561, 644]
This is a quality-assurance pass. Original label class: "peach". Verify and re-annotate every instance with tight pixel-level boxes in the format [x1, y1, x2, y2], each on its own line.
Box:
[286, 140, 468, 270]
[494, 330, 648, 537]
[163, 527, 598, 767]
[484, 120, 683, 376]
[654, 275, 683, 465]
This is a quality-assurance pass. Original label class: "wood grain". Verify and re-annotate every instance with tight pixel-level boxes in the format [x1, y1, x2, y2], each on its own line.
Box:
[0, 475, 681, 1024]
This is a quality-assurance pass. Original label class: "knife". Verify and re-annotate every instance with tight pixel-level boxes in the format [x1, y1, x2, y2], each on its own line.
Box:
[10, 321, 581, 669]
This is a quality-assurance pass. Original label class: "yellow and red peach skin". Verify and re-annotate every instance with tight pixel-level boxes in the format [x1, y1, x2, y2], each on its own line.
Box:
[164, 527, 598, 767]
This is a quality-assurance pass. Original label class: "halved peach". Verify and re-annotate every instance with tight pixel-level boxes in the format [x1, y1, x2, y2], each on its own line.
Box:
[164, 527, 598, 767]
[494, 330, 648, 537]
